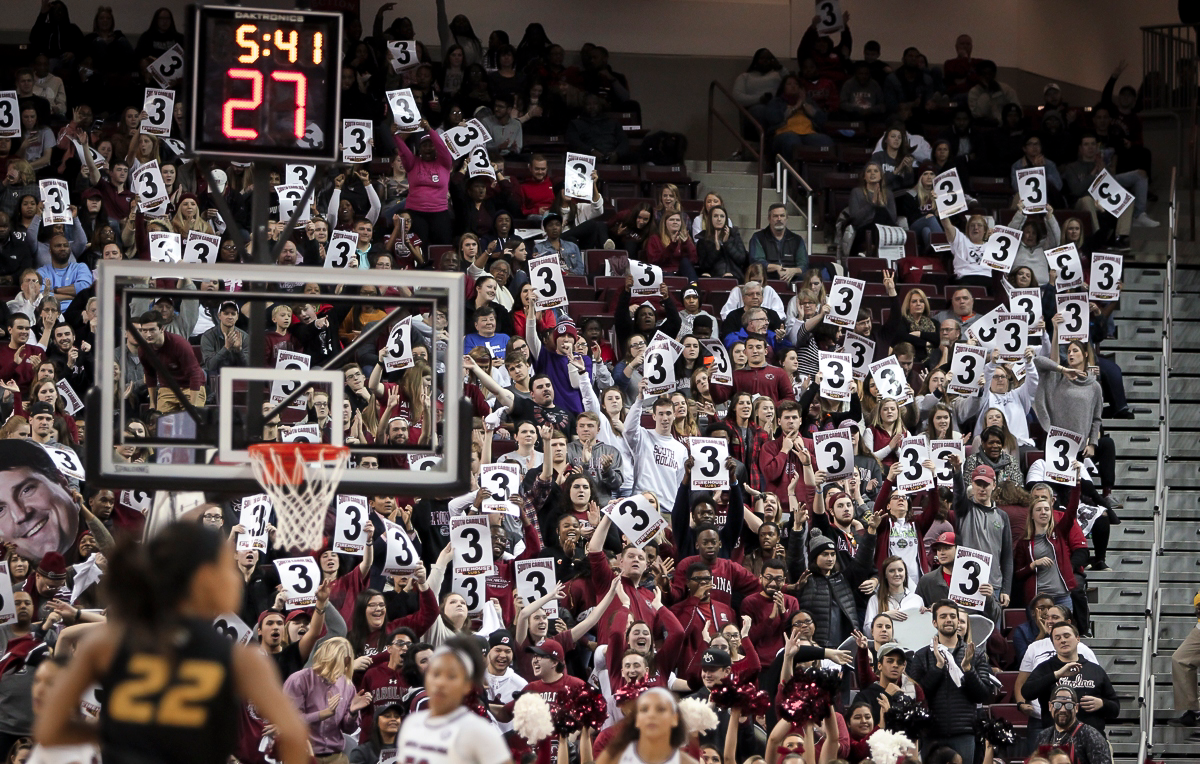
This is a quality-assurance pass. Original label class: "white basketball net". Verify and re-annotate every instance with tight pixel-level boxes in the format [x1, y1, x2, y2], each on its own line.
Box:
[248, 446, 349, 550]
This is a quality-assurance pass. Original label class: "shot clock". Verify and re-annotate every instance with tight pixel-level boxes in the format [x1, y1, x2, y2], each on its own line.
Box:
[190, 6, 342, 162]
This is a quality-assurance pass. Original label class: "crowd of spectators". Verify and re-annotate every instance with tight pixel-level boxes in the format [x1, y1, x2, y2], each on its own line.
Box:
[0, 4, 1155, 764]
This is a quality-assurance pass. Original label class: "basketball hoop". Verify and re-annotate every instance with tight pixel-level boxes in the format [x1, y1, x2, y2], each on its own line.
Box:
[248, 443, 350, 550]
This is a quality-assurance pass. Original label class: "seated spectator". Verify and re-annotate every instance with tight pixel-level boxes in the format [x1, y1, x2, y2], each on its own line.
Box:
[534, 212, 584, 276]
[863, 40, 891, 86]
[749, 204, 807, 282]
[942, 34, 982, 101]
[764, 75, 834, 161]
[642, 210, 697, 280]
[733, 49, 789, 132]
[884, 47, 937, 121]
[696, 206, 749, 279]
[839, 61, 886, 120]
[512, 154, 555, 217]
[871, 124, 916, 191]
[796, 57, 840, 115]
[847, 162, 897, 257]
[477, 95, 523, 156]
[968, 61, 1019, 126]
[567, 93, 632, 164]
[1010, 134, 1064, 208]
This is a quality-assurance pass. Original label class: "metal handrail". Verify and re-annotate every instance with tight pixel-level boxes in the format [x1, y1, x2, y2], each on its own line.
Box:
[707, 81, 765, 227]
[775, 156, 814, 260]
[1137, 166, 1175, 763]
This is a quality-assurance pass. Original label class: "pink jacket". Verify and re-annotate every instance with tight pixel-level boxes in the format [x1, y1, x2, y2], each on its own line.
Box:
[394, 130, 453, 213]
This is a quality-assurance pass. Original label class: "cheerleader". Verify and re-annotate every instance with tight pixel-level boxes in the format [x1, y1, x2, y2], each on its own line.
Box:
[588, 687, 698, 764]
[394, 636, 511, 764]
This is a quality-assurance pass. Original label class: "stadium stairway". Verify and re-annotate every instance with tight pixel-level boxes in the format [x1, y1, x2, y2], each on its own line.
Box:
[686, 160, 783, 246]
[1090, 218, 1197, 763]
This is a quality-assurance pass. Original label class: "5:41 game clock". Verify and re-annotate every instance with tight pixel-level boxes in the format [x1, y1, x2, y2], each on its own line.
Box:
[190, 5, 342, 162]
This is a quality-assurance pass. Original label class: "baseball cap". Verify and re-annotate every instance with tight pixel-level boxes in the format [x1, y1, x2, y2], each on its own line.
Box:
[219, 300, 240, 314]
[285, 609, 312, 624]
[877, 642, 907, 659]
[525, 638, 564, 663]
[683, 282, 700, 300]
[28, 401, 55, 418]
[489, 630, 515, 649]
[541, 211, 564, 227]
[1044, 83, 1061, 95]
[932, 531, 957, 548]
[81, 187, 102, 200]
[970, 465, 996, 485]
[700, 648, 732, 669]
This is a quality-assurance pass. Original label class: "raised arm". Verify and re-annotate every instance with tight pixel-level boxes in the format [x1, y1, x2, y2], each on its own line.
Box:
[464, 354, 514, 408]
[516, 582, 565, 644]
[570, 577, 622, 641]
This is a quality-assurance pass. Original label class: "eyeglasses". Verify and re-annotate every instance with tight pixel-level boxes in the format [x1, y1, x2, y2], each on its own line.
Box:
[794, 619, 814, 626]
[1051, 701, 1076, 710]
[201, 513, 223, 521]
[690, 576, 713, 583]
[762, 575, 786, 584]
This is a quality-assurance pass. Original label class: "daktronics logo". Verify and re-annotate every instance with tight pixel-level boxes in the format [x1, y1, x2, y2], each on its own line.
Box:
[234, 11, 305, 22]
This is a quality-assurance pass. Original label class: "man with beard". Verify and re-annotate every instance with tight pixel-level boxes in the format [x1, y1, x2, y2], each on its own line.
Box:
[359, 631, 416, 737]
[739, 559, 799, 663]
[1035, 685, 1113, 764]
[670, 526, 759, 608]
[0, 590, 41, 754]
[36, 234, 92, 311]
[1024, 622, 1119, 734]
[906, 600, 993, 764]
[0, 313, 43, 389]
[521, 639, 587, 761]
[45, 322, 89, 400]
[1015, 604, 1097, 745]
[482, 630, 526, 732]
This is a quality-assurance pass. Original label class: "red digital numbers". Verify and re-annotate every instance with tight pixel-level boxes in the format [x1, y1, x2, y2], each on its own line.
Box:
[221, 68, 307, 141]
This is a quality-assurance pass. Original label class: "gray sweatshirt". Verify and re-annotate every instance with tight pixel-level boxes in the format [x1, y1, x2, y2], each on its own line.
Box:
[953, 469, 1013, 600]
[1032, 355, 1103, 443]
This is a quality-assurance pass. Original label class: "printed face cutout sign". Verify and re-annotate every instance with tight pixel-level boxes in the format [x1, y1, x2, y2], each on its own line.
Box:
[0, 440, 79, 562]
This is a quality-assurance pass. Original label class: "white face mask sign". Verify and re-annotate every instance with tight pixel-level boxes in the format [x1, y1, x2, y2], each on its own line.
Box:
[701, 339, 733, 386]
[629, 259, 663, 298]
[1045, 243, 1084, 290]
[333, 495, 369, 555]
[183, 230, 221, 264]
[1089, 253, 1123, 301]
[43, 443, 85, 480]
[1056, 293, 1089, 344]
[480, 463, 522, 515]
[285, 164, 316, 187]
[388, 40, 420, 71]
[325, 229, 358, 268]
[812, 427, 854, 480]
[341, 119, 373, 163]
[602, 495, 666, 548]
[947, 343, 988, 395]
[981, 225, 1020, 273]
[275, 184, 311, 225]
[141, 88, 174, 136]
[148, 44, 185, 87]
[273, 556, 320, 609]
[819, 351, 853, 400]
[281, 424, 320, 443]
[466, 146, 495, 179]
[516, 558, 559, 617]
[387, 88, 421, 132]
[529, 254, 568, 309]
[934, 168, 968, 219]
[39, 179, 71, 225]
[270, 350, 312, 410]
[841, 331, 875, 379]
[451, 515, 494, 576]
[452, 569, 485, 616]
[688, 436, 730, 490]
[443, 119, 491, 160]
[148, 231, 181, 263]
[236, 493, 271, 551]
[212, 612, 254, 645]
[642, 343, 677, 396]
[1045, 426, 1084, 486]
[381, 517, 421, 575]
[814, 0, 844, 34]
[1008, 288, 1043, 336]
[564, 152, 596, 201]
[869, 355, 911, 405]
[824, 276, 865, 328]
[133, 160, 169, 212]
[382, 317, 414, 373]
[930, 440, 963, 487]
[896, 434, 934, 494]
[1089, 170, 1134, 218]
[1015, 167, 1047, 214]
[993, 312, 1028, 363]
[948, 546, 993, 610]
[0, 91, 20, 138]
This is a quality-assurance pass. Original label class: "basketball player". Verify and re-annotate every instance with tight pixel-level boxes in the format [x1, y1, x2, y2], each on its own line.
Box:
[32, 524, 310, 764]
[394, 635, 511, 764]
[588, 687, 697, 764]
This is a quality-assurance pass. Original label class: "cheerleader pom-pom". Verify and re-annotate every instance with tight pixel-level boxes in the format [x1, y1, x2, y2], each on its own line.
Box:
[867, 729, 916, 764]
[612, 677, 655, 707]
[805, 665, 844, 697]
[679, 697, 719, 734]
[778, 666, 845, 726]
[512, 693, 554, 744]
[883, 693, 931, 739]
[709, 677, 771, 715]
[974, 716, 1016, 747]
[550, 682, 608, 735]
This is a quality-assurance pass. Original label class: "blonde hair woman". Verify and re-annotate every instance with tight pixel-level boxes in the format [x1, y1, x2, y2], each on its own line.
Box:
[882, 269, 937, 359]
[282, 637, 371, 762]
[171, 193, 214, 236]
[941, 209, 992, 287]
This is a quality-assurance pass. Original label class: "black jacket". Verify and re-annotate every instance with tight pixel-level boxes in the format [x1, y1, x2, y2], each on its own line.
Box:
[906, 637, 993, 736]
[1024, 655, 1120, 732]
[794, 568, 859, 647]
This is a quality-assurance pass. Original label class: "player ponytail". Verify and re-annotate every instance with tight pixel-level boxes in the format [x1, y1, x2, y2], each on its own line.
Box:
[104, 523, 225, 644]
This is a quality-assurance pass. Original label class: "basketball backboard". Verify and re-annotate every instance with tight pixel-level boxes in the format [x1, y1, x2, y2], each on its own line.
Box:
[86, 259, 471, 497]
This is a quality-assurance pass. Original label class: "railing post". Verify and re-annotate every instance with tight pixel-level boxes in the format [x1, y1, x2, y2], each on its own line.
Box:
[706, 83, 714, 175]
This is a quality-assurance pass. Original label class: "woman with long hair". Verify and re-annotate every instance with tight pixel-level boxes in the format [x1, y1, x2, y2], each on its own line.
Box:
[733, 48, 787, 135]
[868, 398, 908, 466]
[348, 703, 403, 764]
[610, 203, 654, 258]
[690, 192, 724, 237]
[861, 556, 923, 629]
[719, 621, 761, 684]
[394, 636, 511, 763]
[170, 193, 213, 237]
[671, 391, 701, 440]
[1015, 485, 1080, 609]
[126, 130, 160, 174]
[34, 524, 310, 764]
[969, 407, 1019, 462]
[923, 402, 963, 443]
[882, 271, 937, 361]
[601, 386, 628, 436]
[695, 204, 748, 279]
[871, 123, 915, 191]
[587, 687, 696, 764]
[613, 334, 647, 404]
[1, 160, 39, 218]
[283, 638, 372, 757]
[689, 367, 724, 426]
[896, 163, 942, 254]
[643, 209, 697, 280]
[847, 161, 897, 256]
[753, 396, 777, 437]
[346, 581, 439, 659]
